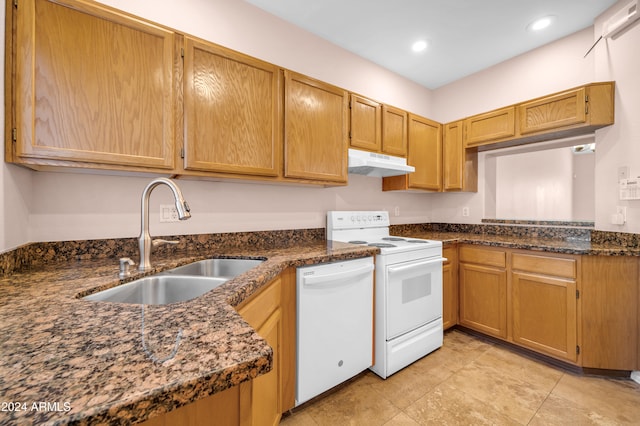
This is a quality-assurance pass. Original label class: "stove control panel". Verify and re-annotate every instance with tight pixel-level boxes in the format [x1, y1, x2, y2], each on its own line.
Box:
[327, 210, 390, 230]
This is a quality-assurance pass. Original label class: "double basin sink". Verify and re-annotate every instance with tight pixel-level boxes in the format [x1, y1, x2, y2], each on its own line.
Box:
[83, 258, 264, 305]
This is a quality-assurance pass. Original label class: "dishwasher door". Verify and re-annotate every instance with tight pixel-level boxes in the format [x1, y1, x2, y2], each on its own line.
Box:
[296, 256, 374, 406]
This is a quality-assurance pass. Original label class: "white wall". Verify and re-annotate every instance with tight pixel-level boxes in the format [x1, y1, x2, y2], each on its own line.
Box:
[593, 0, 640, 232]
[573, 151, 596, 221]
[430, 27, 596, 124]
[0, 0, 434, 251]
[494, 148, 574, 220]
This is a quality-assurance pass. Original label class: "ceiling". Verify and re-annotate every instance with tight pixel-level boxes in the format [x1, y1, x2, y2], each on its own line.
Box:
[244, 0, 618, 89]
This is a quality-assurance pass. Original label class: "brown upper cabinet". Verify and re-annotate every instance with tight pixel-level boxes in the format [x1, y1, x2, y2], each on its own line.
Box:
[518, 83, 614, 135]
[283, 71, 349, 184]
[382, 105, 408, 157]
[406, 114, 441, 190]
[382, 114, 441, 191]
[5, 0, 615, 188]
[463, 106, 516, 147]
[384, 118, 478, 193]
[182, 36, 282, 177]
[9, 0, 177, 171]
[349, 94, 382, 152]
[443, 121, 478, 192]
[463, 82, 615, 149]
[349, 95, 408, 158]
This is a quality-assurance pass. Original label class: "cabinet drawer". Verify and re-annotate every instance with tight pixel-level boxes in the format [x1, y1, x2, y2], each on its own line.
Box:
[459, 246, 506, 268]
[512, 253, 576, 279]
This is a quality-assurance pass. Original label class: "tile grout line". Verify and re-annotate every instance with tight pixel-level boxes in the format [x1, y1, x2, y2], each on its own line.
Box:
[524, 371, 566, 425]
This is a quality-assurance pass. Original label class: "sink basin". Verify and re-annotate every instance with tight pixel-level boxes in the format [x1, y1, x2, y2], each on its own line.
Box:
[160, 258, 264, 279]
[84, 258, 264, 305]
[83, 275, 227, 305]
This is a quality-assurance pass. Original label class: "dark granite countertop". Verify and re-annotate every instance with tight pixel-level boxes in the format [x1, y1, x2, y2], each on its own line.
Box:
[0, 240, 377, 425]
[1, 224, 638, 425]
[398, 231, 640, 256]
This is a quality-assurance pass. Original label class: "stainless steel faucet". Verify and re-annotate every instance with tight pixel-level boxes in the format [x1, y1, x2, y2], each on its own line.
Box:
[138, 178, 191, 271]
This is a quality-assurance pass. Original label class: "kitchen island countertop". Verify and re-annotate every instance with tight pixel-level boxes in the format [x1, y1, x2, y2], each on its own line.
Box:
[0, 240, 377, 425]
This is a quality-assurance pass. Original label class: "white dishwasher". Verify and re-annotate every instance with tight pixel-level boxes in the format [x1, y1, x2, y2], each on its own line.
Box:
[296, 256, 374, 406]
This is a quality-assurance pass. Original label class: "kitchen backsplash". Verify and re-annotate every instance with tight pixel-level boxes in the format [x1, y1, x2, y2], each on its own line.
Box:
[0, 228, 324, 277]
[2, 224, 639, 277]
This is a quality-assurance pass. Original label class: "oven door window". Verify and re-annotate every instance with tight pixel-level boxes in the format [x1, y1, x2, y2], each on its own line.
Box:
[386, 258, 443, 340]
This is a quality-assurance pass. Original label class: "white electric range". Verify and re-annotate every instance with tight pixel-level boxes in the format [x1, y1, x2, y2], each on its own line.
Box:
[327, 210, 445, 378]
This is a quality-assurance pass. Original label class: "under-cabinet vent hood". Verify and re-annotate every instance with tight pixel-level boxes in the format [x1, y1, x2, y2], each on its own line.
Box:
[348, 149, 415, 178]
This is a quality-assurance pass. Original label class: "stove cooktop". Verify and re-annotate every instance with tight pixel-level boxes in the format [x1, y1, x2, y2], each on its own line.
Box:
[345, 235, 440, 254]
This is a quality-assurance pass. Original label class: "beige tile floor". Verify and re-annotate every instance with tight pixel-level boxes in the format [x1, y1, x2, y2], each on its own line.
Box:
[281, 330, 640, 425]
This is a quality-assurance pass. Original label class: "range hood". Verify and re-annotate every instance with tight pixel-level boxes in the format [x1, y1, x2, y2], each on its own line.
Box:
[348, 149, 415, 177]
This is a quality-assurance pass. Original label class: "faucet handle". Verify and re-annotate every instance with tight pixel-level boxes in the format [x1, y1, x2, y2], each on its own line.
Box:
[119, 257, 135, 279]
[152, 238, 180, 247]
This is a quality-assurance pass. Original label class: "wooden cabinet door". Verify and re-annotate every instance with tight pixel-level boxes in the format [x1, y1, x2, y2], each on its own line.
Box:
[349, 94, 382, 152]
[14, 0, 176, 169]
[442, 246, 458, 330]
[382, 105, 408, 157]
[581, 256, 639, 370]
[518, 87, 587, 135]
[443, 121, 478, 192]
[183, 37, 282, 177]
[246, 309, 283, 426]
[443, 121, 464, 191]
[238, 277, 283, 426]
[142, 386, 241, 426]
[512, 271, 577, 362]
[406, 114, 441, 190]
[284, 71, 348, 183]
[463, 106, 515, 147]
[459, 262, 507, 339]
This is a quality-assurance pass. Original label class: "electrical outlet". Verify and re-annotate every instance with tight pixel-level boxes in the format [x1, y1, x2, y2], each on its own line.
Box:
[462, 207, 470, 217]
[618, 166, 629, 182]
[616, 206, 627, 221]
[394, 206, 400, 216]
[160, 204, 179, 223]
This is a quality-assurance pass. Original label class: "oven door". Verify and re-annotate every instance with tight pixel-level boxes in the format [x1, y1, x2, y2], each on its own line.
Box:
[385, 257, 443, 340]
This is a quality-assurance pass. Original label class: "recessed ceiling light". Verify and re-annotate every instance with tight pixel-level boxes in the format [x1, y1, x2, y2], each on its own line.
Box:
[411, 40, 428, 52]
[528, 15, 555, 31]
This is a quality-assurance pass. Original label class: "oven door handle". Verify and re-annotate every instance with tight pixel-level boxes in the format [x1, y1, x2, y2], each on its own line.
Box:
[301, 263, 374, 287]
[387, 257, 446, 277]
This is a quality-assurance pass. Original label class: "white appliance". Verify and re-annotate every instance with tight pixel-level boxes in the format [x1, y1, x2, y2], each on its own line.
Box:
[327, 210, 444, 379]
[603, 0, 638, 39]
[348, 148, 415, 177]
[295, 256, 374, 406]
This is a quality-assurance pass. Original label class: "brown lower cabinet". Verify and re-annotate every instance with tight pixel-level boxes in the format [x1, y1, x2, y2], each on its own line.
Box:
[458, 245, 508, 339]
[141, 267, 296, 426]
[454, 244, 638, 371]
[581, 256, 639, 371]
[511, 252, 578, 363]
[442, 245, 458, 330]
